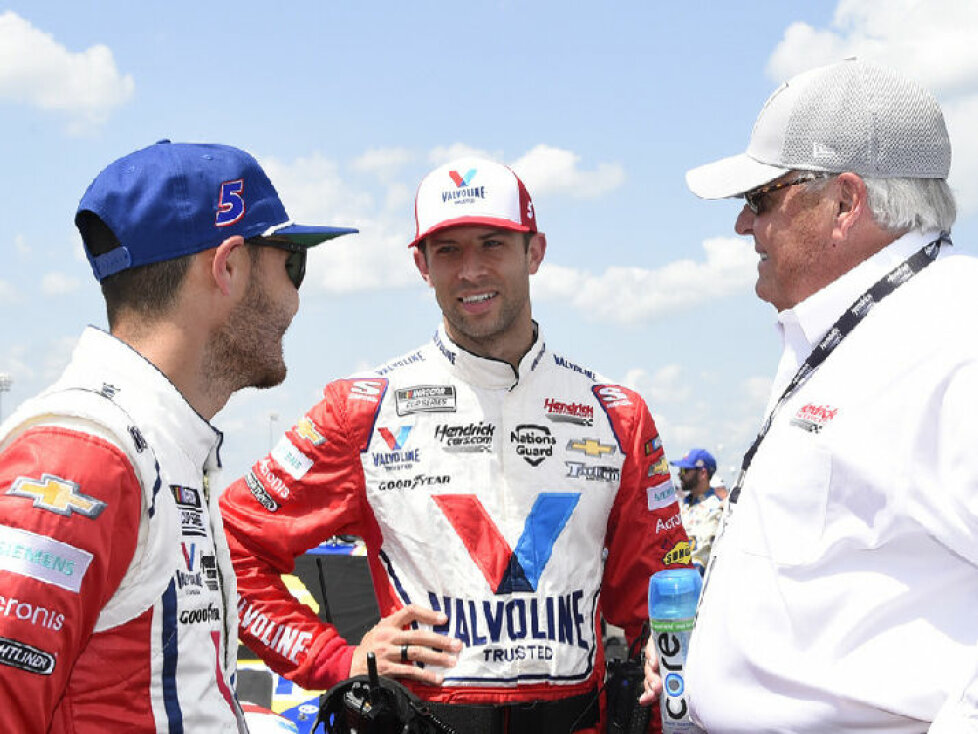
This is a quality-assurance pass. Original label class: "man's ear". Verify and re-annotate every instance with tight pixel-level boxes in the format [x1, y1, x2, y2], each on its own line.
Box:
[210, 235, 248, 296]
[413, 246, 432, 286]
[833, 173, 869, 240]
[528, 232, 547, 275]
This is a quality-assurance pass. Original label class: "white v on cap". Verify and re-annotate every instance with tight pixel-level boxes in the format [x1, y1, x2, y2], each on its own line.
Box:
[686, 58, 951, 200]
[409, 157, 537, 247]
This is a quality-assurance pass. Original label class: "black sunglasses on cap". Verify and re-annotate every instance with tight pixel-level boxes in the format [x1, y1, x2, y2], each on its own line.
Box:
[246, 237, 307, 289]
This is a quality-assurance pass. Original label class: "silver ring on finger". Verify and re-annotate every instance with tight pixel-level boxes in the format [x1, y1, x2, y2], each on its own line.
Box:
[400, 643, 410, 663]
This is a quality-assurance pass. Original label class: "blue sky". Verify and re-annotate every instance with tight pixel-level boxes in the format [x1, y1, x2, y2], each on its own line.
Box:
[2, 0, 977, 487]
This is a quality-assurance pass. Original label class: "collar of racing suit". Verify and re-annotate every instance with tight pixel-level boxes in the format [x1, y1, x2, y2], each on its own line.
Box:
[431, 321, 547, 391]
[55, 326, 224, 476]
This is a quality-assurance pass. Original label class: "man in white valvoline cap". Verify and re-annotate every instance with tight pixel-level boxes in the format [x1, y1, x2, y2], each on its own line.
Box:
[0, 140, 356, 732]
[221, 157, 692, 733]
[641, 59, 978, 733]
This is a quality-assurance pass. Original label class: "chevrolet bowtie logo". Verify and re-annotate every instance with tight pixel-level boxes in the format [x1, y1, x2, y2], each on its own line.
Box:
[567, 438, 615, 457]
[7, 474, 107, 519]
[295, 416, 326, 446]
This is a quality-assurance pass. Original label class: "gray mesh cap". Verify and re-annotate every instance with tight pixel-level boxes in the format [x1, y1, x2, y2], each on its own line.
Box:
[686, 59, 951, 200]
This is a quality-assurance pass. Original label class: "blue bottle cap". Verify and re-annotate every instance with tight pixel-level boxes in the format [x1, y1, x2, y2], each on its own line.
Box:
[649, 568, 702, 620]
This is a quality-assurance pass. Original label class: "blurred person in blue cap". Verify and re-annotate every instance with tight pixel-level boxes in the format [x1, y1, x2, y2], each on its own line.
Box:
[642, 58, 978, 733]
[0, 140, 356, 732]
[670, 449, 723, 575]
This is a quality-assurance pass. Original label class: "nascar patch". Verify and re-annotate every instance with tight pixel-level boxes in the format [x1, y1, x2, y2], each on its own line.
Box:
[0, 524, 93, 593]
[395, 385, 457, 415]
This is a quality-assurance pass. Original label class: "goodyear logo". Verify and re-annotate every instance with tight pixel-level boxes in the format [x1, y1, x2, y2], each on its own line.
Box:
[663, 541, 691, 566]
[7, 475, 106, 519]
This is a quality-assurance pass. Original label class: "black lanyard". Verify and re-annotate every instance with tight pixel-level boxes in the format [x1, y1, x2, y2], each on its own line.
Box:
[728, 233, 948, 506]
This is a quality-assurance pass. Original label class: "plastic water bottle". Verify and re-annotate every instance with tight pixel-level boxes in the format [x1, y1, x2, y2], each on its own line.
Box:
[648, 569, 704, 734]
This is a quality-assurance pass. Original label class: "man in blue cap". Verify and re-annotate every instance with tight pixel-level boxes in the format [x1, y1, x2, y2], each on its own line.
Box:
[0, 141, 355, 732]
[670, 448, 723, 574]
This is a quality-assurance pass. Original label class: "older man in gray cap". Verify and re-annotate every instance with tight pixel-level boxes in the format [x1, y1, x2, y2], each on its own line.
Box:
[641, 59, 978, 733]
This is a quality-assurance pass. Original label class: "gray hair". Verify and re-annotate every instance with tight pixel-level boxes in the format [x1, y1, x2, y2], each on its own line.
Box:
[862, 177, 956, 233]
[804, 173, 956, 234]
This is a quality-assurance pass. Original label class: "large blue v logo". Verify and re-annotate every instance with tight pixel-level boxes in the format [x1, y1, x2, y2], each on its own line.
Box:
[433, 493, 580, 593]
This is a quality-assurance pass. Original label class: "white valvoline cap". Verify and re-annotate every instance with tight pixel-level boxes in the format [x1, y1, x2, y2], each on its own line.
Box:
[686, 58, 951, 200]
[409, 157, 537, 247]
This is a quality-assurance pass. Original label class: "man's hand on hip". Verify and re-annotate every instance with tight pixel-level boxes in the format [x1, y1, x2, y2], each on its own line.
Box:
[351, 604, 462, 685]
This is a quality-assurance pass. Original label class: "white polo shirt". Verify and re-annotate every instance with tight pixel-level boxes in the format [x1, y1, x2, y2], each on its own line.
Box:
[687, 229, 978, 733]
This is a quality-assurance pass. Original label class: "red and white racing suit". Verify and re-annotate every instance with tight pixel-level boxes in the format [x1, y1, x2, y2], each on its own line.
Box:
[221, 325, 689, 728]
[0, 327, 246, 733]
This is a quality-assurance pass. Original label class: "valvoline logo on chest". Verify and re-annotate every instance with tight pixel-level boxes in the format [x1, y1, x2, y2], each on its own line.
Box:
[433, 493, 579, 594]
[372, 425, 421, 470]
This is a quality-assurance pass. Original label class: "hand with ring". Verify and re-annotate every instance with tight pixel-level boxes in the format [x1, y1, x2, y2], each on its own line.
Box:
[351, 604, 462, 685]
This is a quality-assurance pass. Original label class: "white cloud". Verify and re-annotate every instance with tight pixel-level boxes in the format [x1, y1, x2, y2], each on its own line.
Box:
[253, 144, 752, 316]
[0, 281, 18, 303]
[41, 272, 81, 295]
[610, 367, 773, 486]
[351, 148, 415, 182]
[766, 0, 978, 214]
[622, 364, 692, 406]
[533, 236, 756, 324]
[259, 152, 371, 226]
[259, 151, 420, 293]
[428, 143, 498, 166]
[743, 376, 773, 408]
[0, 11, 134, 131]
[768, 0, 978, 95]
[511, 145, 625, 199]
[307, 223, 420, 293]
[14, 235, 29, 256]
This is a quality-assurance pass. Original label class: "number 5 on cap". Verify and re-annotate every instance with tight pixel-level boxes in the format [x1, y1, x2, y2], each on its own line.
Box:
[216, 179, 245, 226]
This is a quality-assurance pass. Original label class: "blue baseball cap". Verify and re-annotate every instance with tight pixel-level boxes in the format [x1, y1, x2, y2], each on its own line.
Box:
[670, 448, 717, 475]
[76, 140, 358, 281]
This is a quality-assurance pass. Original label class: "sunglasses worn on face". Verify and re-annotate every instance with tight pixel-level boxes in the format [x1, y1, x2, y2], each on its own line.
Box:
[246, 238, 307, 289]
[743, 174, 822, 215]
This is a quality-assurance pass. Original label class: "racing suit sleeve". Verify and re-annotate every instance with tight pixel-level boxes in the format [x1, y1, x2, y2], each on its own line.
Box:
[220, 378, 385, 691]
[595, 386, 690, 647]
[0, 425, 141, 732]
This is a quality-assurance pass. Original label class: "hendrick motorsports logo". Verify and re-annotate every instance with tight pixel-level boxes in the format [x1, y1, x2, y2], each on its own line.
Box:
[510, 424, 556, 467]
[543, 398, 594, 426]
[396, 385, 457, 416]
[435, 422, 495, 452]
[790, 403, 839, 434]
